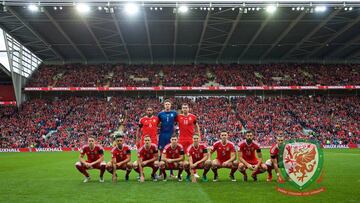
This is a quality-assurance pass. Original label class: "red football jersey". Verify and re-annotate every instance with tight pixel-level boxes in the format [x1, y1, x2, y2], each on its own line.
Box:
[177, 113, 197, 141]
[211, 140, 236, 163]
[137, 143, 158, 161]
[139, 116, 159, 143]
[80, 144, 104, 163]
[163, 144, 184, 159]
[270, 144, 280, 162]
[238, 140, 260, 164]
[111, 145, 131, 163]
[187, 143, 208, 162]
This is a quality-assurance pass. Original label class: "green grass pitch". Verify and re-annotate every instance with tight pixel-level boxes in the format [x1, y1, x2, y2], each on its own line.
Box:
[0, 149, 360, 203]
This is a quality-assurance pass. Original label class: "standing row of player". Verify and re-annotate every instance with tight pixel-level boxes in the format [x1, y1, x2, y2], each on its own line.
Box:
[75, 130, 284, 183]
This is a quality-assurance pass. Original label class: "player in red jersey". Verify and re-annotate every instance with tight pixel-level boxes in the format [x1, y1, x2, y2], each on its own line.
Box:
[136, 107, 159, 148]
[177, 103, 201, 178]
[106, 134, 132, 182]
[177, 103, 200, 152]
[184, 134, 211, 182]
[75, 136, 106, 183]
[265, 134, 284, 182]
[238, 130, 267, 181]
[133, 135, 160, 182]
[159, 135, 185, 181]
[209, 131, 238, 182]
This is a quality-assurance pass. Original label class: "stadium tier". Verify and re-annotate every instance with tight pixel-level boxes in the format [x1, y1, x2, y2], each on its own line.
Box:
[1, 96, 359, 149]
[25, 64, 360, 88]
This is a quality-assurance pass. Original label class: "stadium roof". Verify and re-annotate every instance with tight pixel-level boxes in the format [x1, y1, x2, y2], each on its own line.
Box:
[0, 2, 360, 64]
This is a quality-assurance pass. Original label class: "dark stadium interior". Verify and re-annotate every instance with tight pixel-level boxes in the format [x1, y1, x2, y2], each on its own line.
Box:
[0, 65, 11, 85]
[0, 6, 360, 63]
[1, 2, 360, 202]
[0, 3, 359, 150]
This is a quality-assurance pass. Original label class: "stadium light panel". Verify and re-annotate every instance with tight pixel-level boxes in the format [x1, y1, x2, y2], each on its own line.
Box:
[76, 3, 90, 14]
[315, 6, 327, 12]
[265, 5, 277, 14]
[124, 3, 139, 15]
[28, 5, 39, 12]
[179, 5, 189, 13]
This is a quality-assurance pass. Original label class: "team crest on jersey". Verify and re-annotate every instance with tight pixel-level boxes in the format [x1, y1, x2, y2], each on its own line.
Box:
[226, 147, 229, 151]
[276, 139, 325, 196]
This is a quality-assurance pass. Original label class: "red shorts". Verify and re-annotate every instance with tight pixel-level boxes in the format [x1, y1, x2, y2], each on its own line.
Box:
[190, 161, 206, 169]
[246, 159, 259, 166]
[142, 161, 156, 169]
[115, 163, 131, 170]
[215, 159, 233, 168]
[240, 160, 260, 169]
[76, 161, 106, 170]
[165, 162, 182, 170]
[179, 139, 192, 152]
[88, 164, 103, 170]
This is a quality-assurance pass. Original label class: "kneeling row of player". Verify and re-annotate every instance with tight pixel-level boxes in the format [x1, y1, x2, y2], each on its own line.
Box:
[75, 130, 284, 183]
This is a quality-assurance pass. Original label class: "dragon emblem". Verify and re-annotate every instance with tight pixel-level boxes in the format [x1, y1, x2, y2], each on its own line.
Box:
[283, 143, 318, 185]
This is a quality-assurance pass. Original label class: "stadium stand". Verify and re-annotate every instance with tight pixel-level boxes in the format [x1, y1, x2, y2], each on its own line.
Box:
[1, 95, 359, 148]
[25, 64, 360, 87]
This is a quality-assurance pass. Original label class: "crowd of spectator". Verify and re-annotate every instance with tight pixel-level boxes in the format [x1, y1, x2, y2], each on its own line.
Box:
[1, 95, 359, 148]
[25, 64, 360, 87]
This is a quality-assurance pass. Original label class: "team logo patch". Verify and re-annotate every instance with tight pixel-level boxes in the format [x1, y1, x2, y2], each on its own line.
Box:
[276, 139, 325, 196]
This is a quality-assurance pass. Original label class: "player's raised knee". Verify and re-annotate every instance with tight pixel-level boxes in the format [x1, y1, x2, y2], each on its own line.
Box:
[238, 163, 245, 170]
[261, 163, 268, 171]
[126, 162, 133, 169]
[211, 160, 219, 168]
[204, 160, 212, 168]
